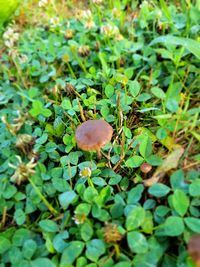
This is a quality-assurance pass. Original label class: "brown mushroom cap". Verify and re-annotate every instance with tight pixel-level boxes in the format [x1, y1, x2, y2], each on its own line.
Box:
[188, 235, 200, 267]
[140, 163, 152, 174]
[75, 119, 113, 152]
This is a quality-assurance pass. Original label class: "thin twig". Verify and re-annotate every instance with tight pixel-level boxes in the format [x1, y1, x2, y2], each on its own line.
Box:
[113, 139, 135, 171]
[78, 99, 86, 122]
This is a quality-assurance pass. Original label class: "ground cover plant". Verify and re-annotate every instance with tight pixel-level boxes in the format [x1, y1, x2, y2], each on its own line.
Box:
[0, 0, 200, 266]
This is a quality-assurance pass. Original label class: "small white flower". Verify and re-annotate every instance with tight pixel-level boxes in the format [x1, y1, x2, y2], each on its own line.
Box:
[85, 20, 95, 29]
[112, 7, 120, 18]
[9, 49, 19, 58]
[72, 212, 86, 225]
[9, 156, 37, 185]
[38, 0, 48, 8]
[79, 167, 92, 178]
[19, 54, 28, 64]
[92, 0, 103, 4]
[157, 10, 162, 18]
[49, 17, 61, 28]
[4, 40, 13, 48]
[82, 10, 92, 20]
[3, 27, 19, 48]
[100, 24, 119, 37]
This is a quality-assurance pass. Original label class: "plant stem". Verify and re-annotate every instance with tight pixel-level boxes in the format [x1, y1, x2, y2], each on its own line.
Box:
[88, 176, 94, 188]
[29, 178, 58, 216]
[66, 61, 77, 79]
[114, 243, 120, 258]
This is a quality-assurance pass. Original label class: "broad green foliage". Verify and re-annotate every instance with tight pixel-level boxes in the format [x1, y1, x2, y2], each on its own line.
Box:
[0, 0, 199, 266]
[0, 0, 21, 25]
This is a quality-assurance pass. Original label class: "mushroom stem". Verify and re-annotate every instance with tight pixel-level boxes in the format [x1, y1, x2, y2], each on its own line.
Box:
[97, 149, 101, 159]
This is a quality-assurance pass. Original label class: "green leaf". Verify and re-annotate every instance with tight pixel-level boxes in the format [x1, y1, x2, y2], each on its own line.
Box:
[125, 68, 134, 79]
[139, 135, 152, 158]
[63, 166, 77, 180]
[108, 174, 122, 185]
[141, 211, 154, 234]
[150, 35, 200, 59]
[22, 240, 37, 260]
[30, 100, 42, 116]
[128, 80, 140, 97]
[98, 52, 110, 77]
[151, 87, 166, 99]
[146, 155, 163, 166]
[189, 179, 200, 196]
[0, 236, 11, 254]
[170, 169, 187, 191]
[86, 239, 106, 262]
[83, 187, 98, 203]
[127, 231, 148, 254]
[105, 84, 114, 98]
[59, 191, 77, 209]
[156, 128, 167, 140]
[166, 98, 178, 113]
[12, 229, 32, 246]
[114, 262, 132, 267]
[42, 108, 52, 118]
[29, 100, 52, 118]
[148, 183, 170, 197]
[60, 241, 85, 267]
[53, 231, 69, 253]
[14, 209, 26, 225]
[62, 99, 72, 110]
[184, 217, 200, 233]
[101, 105, 110, 118]
[136, 93, 151, 102]
[32, 258, 56, 267]
[81, 223, 93, 242]
[98, 186, 112, 205]
[127, 184, 144, 204]
[159, 0, 172, 22]
[155, 205, 170, 217]
[75, 203, 91, 216]
[171, 189, 189, 216]
[126, 206, 146, 231]
[76, 257, 88, 267]
[3, 184, 17, 199]
[164, 216, 184, 236]
[125, 155, 144, 168]
[0, 0, 21, 25]
[39, 220, 59, 233]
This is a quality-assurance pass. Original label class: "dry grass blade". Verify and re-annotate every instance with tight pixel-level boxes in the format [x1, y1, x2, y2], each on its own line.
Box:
[144, 147, 184, 187]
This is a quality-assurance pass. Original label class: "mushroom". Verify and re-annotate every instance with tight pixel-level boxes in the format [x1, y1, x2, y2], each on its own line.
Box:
[140, 163, 152, 174]
[188, 235, 200, 267]
[75, 119, 113, 159]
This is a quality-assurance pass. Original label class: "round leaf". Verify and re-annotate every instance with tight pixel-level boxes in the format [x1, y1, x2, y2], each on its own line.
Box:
[14, 209, 26, 225]
[0, 237, 11, 254]
[127, 231, 148, 253]
[86, 239, 106, 262]
[148, 183, 170, 197]
[164, 216, 184, 236]
[171, 189, 189, 216]
[60, 241, 85, 267]
[151, 87, 166, 99]
[189, 179, 200, 196]
[125, 156, 144, 168]
[81, 223, 93, 242]
[184, 217, 200, 233]
[125, 206, 146, 231]
[39, 220, 59, 233]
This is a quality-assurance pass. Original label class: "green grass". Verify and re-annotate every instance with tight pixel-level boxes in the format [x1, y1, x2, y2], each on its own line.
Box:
[0, 0, 200, 266]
